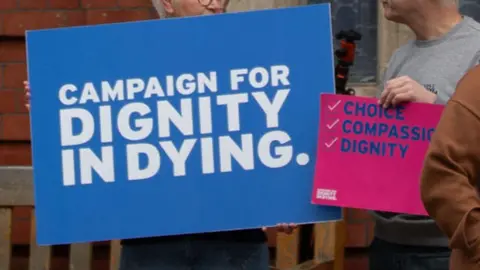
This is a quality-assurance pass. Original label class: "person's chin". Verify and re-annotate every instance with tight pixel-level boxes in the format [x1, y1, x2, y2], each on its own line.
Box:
[383, 10, 400, 22]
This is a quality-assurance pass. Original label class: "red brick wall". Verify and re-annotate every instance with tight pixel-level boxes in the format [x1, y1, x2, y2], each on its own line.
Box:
[0, 0, 157, 165]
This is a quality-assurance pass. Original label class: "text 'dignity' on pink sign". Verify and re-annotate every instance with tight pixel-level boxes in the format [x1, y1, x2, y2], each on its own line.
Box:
[311, 93, 444, 216]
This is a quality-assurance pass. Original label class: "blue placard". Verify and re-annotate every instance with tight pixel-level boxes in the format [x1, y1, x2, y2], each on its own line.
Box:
[26, 4, 341, 245]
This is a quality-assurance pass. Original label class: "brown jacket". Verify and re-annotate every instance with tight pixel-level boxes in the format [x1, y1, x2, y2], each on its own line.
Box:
[421, 65, 480, 270]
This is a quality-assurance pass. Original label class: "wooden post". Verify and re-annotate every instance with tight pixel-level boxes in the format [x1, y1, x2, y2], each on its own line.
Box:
[0, 208, 11, 270]
[276, 228, 301, 269]
[29, 212, 51, 270]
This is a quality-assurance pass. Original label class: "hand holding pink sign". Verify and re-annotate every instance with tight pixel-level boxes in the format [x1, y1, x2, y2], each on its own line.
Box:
[312, 94, 444, 216]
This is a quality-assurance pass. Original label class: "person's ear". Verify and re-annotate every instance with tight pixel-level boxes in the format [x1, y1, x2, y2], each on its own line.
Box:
[161, 0, 175, 15]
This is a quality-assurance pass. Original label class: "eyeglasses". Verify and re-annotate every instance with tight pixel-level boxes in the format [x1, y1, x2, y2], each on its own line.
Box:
[197, 0, 228, 12]
[198, 0, 213, 7]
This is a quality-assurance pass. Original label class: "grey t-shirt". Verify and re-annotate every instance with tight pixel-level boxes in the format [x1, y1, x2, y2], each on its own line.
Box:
[373, 16, 480, 247]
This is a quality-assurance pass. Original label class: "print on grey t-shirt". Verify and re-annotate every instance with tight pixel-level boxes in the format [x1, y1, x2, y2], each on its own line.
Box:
[372, 16, 480, 247]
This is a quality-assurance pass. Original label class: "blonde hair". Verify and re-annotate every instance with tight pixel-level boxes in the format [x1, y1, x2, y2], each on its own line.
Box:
[151, 0, 167, 18]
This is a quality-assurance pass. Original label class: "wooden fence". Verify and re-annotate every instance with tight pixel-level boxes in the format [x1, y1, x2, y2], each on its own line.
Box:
[0, 166, 345, 270]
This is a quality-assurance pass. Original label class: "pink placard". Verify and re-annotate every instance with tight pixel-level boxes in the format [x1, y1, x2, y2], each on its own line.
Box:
[311, 93, 444, 216]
